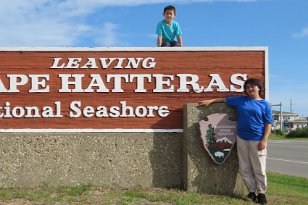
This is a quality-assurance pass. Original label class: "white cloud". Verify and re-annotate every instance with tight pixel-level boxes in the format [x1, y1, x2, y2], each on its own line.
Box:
[58, 0, 256, 13]
[293, 27, 308, 39]
[96, 22, 120, 47]
[0, 0, 92, 46]
[0, 19, 91, 46]
[149, 34, 158, 39]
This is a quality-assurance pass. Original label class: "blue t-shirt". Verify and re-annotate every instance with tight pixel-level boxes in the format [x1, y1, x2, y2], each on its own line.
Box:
[156, 20, 182, 43]
[226, 96, 273, 141]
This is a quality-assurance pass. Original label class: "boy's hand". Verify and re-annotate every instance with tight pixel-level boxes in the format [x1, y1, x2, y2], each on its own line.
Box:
[157, 35, 162, 47]
[258, 140, 267, 151]
[198, 98, 225, 107]
[198, 100, 212, 107]
[177, 35, 183, 47]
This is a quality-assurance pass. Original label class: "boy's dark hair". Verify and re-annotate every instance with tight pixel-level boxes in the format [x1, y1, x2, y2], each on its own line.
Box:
[164, 5, 176, 14]
[244, 78, 263, 96]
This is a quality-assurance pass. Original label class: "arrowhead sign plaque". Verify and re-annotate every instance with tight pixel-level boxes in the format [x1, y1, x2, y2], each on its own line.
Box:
[199, 113, 237, 165]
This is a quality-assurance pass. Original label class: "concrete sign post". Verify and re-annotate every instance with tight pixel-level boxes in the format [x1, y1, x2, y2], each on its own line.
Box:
[183, 103, 245, 195]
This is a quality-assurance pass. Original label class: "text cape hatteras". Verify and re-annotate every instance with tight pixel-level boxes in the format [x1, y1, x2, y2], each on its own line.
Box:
[199, 113, 237, 165]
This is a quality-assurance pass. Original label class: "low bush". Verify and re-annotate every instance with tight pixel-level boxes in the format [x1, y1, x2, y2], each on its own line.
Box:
[286, 127, 308, 138]
[272, 129, 285, 136]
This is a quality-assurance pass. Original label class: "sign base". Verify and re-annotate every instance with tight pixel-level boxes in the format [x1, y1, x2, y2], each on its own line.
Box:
[183, 103, 245, 195]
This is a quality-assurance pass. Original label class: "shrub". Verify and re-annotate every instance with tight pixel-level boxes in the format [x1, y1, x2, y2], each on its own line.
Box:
[286, 127, 308, 138]
[272, 129, 285, 136]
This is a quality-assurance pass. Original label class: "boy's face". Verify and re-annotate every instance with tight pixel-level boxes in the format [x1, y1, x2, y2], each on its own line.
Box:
[245, 83, 260, 98]
[163, 9, 176, 23]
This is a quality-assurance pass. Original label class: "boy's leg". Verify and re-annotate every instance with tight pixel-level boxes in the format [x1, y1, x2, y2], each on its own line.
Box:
[161, 41, 171, 47]
[170, 41, 180, 47]
[249, 141, 267, 194]
[237, 136, 257, 193]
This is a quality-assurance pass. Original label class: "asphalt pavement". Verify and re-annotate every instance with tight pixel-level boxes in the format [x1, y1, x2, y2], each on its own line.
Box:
[267, 140, 308, 178]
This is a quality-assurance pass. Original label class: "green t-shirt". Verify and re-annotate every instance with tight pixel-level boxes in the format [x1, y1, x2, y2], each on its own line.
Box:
[156, 20, 182, 42]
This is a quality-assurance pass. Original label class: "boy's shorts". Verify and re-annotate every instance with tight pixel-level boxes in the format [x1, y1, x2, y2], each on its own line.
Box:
[161, 41, 180, 47]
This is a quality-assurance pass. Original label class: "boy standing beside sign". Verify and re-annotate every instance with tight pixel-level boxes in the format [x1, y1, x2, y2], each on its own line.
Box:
[199, 78, 272, 204]
[156, 5, 183, 47]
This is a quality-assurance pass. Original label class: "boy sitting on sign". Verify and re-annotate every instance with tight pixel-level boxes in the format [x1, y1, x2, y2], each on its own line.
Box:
[156, 5, 183, 47]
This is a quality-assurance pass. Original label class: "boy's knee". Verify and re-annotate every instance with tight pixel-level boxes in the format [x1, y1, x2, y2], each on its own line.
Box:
[161, 41, 171, 47]
[170, 41, 180, 47]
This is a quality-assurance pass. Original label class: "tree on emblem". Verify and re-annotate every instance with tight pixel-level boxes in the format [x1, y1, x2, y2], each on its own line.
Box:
[206, 124, 216, 145]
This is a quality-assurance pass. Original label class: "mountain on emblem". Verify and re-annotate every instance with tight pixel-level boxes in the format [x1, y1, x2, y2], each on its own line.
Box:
[199, 113, 237, 165]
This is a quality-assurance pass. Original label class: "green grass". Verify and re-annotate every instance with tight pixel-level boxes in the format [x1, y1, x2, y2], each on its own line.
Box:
[267, 172, 308, 205]
[270, 134, 308, 140]
[0, 184, 93, 204]
[0, 173, 307, 204]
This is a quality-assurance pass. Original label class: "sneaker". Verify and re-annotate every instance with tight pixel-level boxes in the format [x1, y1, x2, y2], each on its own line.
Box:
[257, 193, 268, 204]
[246, 192, 256, 202]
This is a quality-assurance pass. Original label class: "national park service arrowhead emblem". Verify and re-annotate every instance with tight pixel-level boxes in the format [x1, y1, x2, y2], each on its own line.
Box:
[199, 113, 237, 165]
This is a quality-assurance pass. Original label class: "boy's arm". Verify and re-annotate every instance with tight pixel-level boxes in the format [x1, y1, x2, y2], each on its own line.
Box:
[199, 98, 226, 107]
[258, 123, 272, 150]
[157, 35, 162, 47]
[177, 35, 183, 47]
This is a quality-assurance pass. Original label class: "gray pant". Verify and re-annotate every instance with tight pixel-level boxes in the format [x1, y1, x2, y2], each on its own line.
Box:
[237, 136, 267, 194]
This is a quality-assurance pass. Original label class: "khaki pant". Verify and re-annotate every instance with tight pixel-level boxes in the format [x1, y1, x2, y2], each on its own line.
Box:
[237, 136, 267, 194]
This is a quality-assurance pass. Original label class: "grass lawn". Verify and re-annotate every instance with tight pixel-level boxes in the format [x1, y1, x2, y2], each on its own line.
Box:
[270, 134, 308, 140]
[0, 172, 307, 205]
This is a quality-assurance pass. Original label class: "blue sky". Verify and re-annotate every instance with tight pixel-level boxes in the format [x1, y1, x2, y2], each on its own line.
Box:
[1, 0, 308, 116]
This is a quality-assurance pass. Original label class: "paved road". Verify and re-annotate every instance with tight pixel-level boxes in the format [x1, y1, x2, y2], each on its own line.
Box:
[267, 140, 308, 178]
